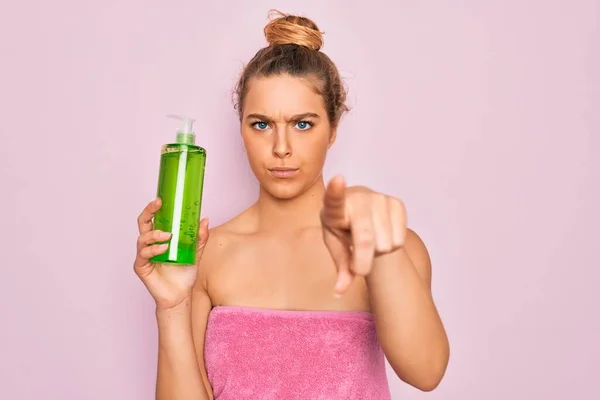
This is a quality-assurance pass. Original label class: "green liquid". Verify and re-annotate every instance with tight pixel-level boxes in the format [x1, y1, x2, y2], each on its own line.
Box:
[150, 143, 206, 265]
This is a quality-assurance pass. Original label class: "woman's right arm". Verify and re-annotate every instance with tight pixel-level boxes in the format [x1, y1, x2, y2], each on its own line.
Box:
[156, 293, 212, 400]
[133, 198, 212, 400]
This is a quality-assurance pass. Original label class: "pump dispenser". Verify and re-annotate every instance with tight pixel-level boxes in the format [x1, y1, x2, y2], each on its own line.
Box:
[151, 114, 207, 266]
[168, 114, 196, 145]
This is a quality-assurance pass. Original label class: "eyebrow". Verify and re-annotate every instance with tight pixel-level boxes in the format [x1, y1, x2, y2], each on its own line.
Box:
[245, 112, 320, 122]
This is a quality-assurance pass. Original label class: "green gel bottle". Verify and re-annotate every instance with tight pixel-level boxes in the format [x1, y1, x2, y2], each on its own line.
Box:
[150, 114, 206, 266]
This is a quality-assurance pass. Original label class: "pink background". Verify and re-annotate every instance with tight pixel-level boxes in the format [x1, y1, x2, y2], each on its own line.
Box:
[1, 1, 598, 399]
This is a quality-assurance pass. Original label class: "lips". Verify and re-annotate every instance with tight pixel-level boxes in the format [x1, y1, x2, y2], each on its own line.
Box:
[268, 167, 299, 178]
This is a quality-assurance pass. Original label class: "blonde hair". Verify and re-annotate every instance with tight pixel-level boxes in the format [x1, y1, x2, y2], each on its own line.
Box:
[263, 10, 323, 51]
[234, 10, 348, 127]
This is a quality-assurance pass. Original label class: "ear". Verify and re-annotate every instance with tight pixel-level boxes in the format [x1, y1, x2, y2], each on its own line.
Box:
[328, 127, 338, 148]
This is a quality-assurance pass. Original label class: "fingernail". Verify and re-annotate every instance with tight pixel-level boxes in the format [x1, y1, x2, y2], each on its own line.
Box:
[333, 292, 342, 299]
[159, 243, 168, 250]
[161, 231, 172, 238]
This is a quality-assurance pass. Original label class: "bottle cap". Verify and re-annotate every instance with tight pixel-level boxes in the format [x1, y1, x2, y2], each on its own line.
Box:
[167, 114, 196, 145]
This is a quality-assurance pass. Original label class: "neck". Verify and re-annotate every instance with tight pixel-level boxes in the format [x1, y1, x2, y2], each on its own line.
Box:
[254, 175, 326, 233]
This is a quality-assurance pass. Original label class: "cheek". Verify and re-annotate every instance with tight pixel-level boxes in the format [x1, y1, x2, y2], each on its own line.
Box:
[311, 133, 330, 158]
[241, 132, 260, 157]
[298, 135, 329, 168]
[309, 145, 328, 164]
[241, 133, 269, 170]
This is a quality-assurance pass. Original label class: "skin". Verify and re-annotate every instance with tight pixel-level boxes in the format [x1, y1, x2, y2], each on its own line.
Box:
[134, 74, 450, 399]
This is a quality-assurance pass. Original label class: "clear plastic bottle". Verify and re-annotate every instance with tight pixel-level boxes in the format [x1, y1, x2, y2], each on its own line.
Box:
[150, 115, 206, 266]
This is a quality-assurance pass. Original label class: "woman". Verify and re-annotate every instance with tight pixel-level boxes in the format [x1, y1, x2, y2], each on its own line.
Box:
[134, 11, 449, 400]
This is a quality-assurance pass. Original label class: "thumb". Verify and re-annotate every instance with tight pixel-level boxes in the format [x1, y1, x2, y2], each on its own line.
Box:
[335, 268, 354, 296]
[196, 218, 210, 260]
[322, 175, 347, 229]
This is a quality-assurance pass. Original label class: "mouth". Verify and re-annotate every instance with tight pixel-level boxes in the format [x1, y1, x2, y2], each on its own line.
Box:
[268, 167, 299, 178]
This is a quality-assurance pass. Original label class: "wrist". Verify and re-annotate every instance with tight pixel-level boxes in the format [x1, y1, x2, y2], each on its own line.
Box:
[366, 250, 412, 287]
[366, 256, 392, 287]
[156, 297, 193, 321]
[155, 299, 195, 347]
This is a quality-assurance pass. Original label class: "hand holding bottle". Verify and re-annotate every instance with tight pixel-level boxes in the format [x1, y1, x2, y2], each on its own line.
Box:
[133, 198, 209, 311]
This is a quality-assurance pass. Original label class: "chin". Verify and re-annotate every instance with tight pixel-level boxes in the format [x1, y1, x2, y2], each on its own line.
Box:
[263, 183, 303, 200]
[260, 178, 309, 200]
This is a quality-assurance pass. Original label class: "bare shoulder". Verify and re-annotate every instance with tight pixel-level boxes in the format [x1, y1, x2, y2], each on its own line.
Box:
[404, 229, 430, 262]
[199, 209, 256, 270]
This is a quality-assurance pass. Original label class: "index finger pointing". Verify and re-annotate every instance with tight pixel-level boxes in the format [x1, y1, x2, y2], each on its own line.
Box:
[322, 175, 347, 226]
[137, 198, 161, 234]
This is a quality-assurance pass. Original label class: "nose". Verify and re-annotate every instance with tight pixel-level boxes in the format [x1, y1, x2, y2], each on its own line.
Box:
[272, 127, 292, 158]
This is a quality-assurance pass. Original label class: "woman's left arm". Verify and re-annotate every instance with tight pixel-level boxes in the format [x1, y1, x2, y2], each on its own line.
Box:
[320, 176, 450, 391]
[366, 230, 449, 391]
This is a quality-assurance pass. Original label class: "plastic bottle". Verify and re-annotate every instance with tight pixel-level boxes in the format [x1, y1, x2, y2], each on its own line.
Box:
[150, 114, 206, 266]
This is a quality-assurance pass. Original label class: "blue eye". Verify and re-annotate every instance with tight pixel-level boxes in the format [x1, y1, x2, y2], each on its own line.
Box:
[296, 121, 312, 131]
[253, 121, 269, 131]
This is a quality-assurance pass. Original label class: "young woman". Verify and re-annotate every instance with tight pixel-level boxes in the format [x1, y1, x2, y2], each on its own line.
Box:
[134, 11, 449, 400]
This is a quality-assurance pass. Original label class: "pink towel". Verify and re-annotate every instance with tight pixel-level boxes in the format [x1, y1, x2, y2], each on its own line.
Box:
[204, 306, 391, 399]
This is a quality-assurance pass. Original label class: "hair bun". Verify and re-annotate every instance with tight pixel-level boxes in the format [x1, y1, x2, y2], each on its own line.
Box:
[264, 10, 324, 51]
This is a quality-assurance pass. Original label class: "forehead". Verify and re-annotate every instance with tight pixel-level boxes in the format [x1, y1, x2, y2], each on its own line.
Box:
[243, 74, 325, 116]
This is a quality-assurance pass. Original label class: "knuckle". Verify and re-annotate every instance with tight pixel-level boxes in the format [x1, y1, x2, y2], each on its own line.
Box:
[152, 244, 165, 255]
[138, 247, 149, 259]
[356, 193, 368, 203]
[377, 241, 393, 253]
[358, 232, 374, 247]
[394, 198, 405, 211]
[379, 246, 393, 254]
[359, 238, 373, 248]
